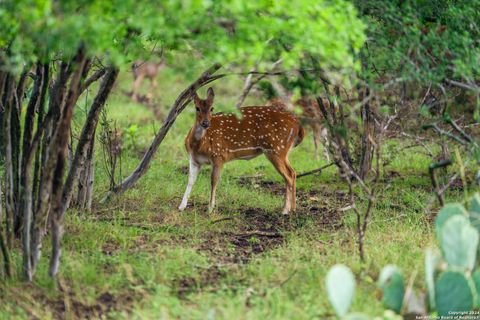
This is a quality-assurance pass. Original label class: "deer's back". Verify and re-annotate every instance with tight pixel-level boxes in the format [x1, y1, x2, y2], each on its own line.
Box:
[132, 61, 164, 79]
[191, 107, 303, 163]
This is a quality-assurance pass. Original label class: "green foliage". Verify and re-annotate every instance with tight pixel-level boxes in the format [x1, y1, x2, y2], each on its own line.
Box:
[325, 264, 356, 317]
[354, 0, 480, 84]
[435, 270, 475, 316]
[377, 266, 405, 313]
[0, 0, 365, 76]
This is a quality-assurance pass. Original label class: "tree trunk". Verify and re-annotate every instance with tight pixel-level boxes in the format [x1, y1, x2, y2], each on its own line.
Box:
[359, 87, 374, 180]
[12, 72, 24, 235]
[106, 63, 222, 198]
[48, 48, 87, 277]
[31, 62, 71, 272]
[0, 171, 12, 277]
[60, 67, 117, 214]
[3, 75, 15, 249]
[84, 140, 95, 211]
[32, 63, 50, 205]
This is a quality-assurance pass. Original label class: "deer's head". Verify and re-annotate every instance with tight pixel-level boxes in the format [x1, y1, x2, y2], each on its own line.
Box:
[193, 87, 215, 130]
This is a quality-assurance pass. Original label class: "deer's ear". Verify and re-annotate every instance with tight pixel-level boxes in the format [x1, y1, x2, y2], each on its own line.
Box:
[206, 87, 215, 105]
[193, 91, 201, 105]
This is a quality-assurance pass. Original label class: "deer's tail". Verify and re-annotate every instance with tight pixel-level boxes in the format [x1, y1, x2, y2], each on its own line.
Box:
[294, 124, 305, 147]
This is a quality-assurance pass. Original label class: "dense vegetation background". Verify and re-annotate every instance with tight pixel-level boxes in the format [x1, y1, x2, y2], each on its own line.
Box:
[0, 0, 479, 318]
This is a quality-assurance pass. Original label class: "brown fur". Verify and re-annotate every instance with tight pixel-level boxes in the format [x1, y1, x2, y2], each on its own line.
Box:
[267, 96, 330, 161]
[131, 60, 165, 101]
[179, 88, 304, 214]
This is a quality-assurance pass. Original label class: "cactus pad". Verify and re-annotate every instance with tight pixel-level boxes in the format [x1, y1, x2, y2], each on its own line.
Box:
[440, 215, 478, 271]
[435, 203, 468, 240]
[435, 270, 475, 316]
[378, 265, 405, 313]
[326, 264, 356, 317]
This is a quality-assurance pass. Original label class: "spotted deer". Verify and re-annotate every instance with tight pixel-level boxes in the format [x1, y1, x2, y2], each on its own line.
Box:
[266, 97, 330, 161]
[178, 88, 305, 215]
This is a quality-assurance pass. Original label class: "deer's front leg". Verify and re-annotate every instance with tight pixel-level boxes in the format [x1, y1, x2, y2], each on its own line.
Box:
[179, 156, 201, 211]
[208, 163, 223, 213]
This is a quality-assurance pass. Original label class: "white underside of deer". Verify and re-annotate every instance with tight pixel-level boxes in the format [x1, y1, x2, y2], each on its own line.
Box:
[178, 89, 304, 215]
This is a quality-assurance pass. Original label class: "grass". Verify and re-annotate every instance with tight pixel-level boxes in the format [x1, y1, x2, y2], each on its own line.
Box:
[0, 64, 465, 319]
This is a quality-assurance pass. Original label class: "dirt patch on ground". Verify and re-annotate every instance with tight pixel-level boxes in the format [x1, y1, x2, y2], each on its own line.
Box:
[185, 175, 349, 266]
[20, 281, 140, 320]
[175, 265, 226, 298]
[236, 175, 347, 230]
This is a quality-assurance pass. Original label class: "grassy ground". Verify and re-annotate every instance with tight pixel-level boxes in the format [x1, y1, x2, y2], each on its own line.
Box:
[0, 65, 463, 319]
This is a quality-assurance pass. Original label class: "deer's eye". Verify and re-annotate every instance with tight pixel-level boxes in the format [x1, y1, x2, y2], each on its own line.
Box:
[196, 107, 200, 112]
[210, 107, 214, 112]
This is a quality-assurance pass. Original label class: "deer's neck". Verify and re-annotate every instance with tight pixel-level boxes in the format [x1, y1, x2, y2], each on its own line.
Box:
[193, 124, 207, 141]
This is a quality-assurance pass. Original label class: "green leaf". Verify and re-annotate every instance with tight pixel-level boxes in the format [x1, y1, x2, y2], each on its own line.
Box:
[440, 215, 479, 271]
[378, 265, 405, 313]
[435, 270, 475, 316]
[325, 264, 356, 317]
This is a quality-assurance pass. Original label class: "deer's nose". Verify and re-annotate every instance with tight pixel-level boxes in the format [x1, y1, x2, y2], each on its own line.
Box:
[201, 120, 210, 128]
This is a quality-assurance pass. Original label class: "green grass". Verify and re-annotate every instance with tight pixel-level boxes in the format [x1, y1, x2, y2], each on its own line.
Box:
[0, 65, 465, 319]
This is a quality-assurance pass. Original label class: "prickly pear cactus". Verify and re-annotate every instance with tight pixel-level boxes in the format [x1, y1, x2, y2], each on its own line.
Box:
[378, 265, 405, 313]
[439, 214, 478, 271]
[435, 203, 468, 240]
[435, 270, 476, 316]
[473, 269, 480, 308]
[469, 194, 480, 234]
[424, 249, 441, 309]
[326, 264, 356, 317]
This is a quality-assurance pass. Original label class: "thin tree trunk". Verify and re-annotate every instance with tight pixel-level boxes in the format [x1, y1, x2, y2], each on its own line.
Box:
[33, 63, 50, 205]
[19, 63, 45, 281]
[49, 47, 89, 277]
[76, 164, 88, 207]
[85, 140, 95, 211]
[12, 72, 25, 235]
[3, 75, 15, 249]
[0, 173, 11, 277]
[359, 87, 374, 180]
[31, 61, 72, 272]
[0, 71, 7, 157]
[59, 67, 118, 215]
[106, 63, 222, 199]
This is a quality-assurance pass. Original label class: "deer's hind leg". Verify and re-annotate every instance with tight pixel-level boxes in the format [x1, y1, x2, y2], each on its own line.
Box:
[284, 157, 297, 212]
[209, 162, 223, 213]
[132, 74, 144, 102]
[266, 154, 295, 215]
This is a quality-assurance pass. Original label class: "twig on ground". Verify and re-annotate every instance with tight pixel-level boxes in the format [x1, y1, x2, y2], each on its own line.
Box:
[297, 162, 335, 178]
[428, 159, 453, 206]
[236, 230, 282, 237]
[210, 217, 235, 225]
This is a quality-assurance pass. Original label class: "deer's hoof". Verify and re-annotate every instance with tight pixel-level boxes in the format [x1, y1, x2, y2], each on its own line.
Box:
[178, 203, 187, 211]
